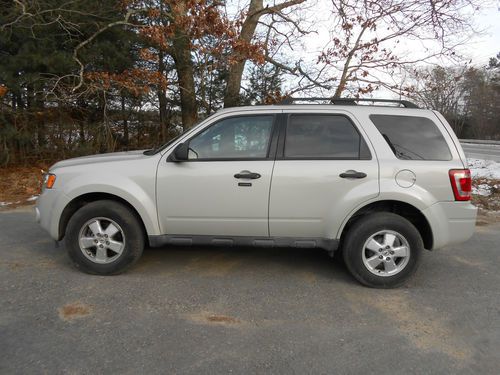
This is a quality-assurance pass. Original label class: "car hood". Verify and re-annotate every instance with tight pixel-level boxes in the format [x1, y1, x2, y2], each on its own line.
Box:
[50, 150, 150, 170]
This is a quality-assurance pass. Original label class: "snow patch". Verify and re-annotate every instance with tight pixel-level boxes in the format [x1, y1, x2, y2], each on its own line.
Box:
[472, 184, 492, 196]
[467, 158, 500, 179]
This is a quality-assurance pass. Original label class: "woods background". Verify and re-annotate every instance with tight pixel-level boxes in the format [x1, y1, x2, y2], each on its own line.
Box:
[1, 0, 499, 167]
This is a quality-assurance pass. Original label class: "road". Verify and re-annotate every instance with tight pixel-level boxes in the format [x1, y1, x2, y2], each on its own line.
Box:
[461, 141, 500, 162]
[1, 207, 500, 374]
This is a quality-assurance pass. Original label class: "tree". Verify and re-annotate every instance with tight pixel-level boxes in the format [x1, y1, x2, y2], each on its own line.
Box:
[317, 0, 482, 98]
[242, 63, 285, 104]
[462, 67, 499, 139]
[411, 60, 500, 139]
[137, 0, 306, 128]
[222, 0, 305, 107]
[411, 66, 469, 136]
[0, 0, 144, 160]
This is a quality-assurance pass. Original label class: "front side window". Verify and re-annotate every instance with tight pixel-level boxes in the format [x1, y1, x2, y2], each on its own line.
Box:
[284, 114, 370, 159]
[370, 115, 452, 160]
[188, 115, 274, 159]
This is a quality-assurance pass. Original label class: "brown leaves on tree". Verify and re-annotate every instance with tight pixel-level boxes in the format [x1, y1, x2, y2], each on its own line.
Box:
[137, 0, 265, 67]
[0, 85, 8, 98]
[85, 69, 167, 97]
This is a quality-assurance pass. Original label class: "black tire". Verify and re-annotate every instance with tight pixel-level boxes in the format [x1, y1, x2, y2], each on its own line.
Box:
[342, 212, 423, 288]
[65, 200, 145, 275]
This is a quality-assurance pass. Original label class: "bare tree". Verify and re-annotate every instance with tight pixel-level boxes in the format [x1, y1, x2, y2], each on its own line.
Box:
[317, 0, 483, 98]
[411, 65, 470, 135]
[411, 64, 500, 139]
[222, 0, 306, 107]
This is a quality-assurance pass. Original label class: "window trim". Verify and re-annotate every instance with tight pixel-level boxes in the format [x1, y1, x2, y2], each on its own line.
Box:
[277, 113, 372, 160]
[175, 114, 279, 162]
[369, 114, 452, 161]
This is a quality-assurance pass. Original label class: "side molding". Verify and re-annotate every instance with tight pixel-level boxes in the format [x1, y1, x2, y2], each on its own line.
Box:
[149, 234, 339, 252]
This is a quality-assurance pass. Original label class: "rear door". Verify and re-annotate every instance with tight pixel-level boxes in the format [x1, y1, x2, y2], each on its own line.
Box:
[269, 110, 379, 239]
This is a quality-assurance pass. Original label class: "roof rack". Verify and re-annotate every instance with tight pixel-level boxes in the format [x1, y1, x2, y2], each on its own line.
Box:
[279, 97, 419, 108]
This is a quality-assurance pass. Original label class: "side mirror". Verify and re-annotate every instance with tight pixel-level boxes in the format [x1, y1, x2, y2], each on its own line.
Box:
[168, 143, 189, 162]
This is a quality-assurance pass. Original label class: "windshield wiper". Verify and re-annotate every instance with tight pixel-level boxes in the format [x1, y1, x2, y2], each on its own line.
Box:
[382, 133, 398, 155]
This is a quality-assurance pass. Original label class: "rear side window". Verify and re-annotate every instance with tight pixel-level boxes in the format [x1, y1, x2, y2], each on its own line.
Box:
[370, 115, 452, 160]
[284, 115, 371, 159]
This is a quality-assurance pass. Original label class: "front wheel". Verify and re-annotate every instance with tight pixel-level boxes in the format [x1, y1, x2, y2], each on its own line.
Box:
[65, 200, 145, 275]
[342, 212, 423, 288]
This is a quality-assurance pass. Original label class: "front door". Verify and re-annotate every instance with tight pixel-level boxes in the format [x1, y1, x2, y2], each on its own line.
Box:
[156, 114, 278, 236]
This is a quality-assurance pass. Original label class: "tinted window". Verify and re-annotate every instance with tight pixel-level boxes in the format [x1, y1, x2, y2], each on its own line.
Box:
[284, 115, 370, 159]
[370, 115, 451, 160]
[188, 116, 274, 159]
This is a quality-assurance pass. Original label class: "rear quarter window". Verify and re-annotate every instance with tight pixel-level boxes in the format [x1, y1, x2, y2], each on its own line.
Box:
[369, 115, 452, 161]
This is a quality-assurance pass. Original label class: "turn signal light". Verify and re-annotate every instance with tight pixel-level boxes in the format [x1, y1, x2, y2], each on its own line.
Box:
[43, 173, 56, 189]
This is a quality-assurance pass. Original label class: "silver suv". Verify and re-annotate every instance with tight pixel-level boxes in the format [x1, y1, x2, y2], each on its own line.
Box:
[36, 98, 477, 288]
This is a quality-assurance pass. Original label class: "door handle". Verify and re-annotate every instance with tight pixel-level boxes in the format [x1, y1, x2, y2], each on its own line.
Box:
[339, 170, 367, 179]
[234, 171, 261, 179]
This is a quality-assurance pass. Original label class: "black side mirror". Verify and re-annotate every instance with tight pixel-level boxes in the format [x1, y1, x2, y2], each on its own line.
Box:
[168, 143, 189, 162]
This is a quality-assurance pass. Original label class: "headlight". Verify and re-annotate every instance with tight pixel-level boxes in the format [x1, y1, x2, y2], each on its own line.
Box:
[42, 173, 57, 189]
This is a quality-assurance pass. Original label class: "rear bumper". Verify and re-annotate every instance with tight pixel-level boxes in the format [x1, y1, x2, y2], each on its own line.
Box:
[422, 201, 477, 250]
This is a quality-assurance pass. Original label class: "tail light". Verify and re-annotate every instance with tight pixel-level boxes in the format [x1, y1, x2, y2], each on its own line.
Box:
[449, 169, 471, 201]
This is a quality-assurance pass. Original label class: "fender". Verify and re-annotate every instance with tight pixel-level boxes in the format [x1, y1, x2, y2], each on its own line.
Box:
[336, 191, 435, 240]
[62, 177, 160, 236]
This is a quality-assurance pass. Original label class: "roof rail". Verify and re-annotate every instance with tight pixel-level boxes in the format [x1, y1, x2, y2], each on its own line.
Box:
[279, 97, 419, 108]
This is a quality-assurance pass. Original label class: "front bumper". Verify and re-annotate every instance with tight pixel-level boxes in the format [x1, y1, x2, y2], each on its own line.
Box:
[36, 189, 70, 240]
[422, 201, 477, 250]
[35, 206, 41, 223]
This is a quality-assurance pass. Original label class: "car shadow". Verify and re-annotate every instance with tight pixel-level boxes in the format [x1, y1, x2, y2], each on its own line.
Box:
[132, 245, 352, 283]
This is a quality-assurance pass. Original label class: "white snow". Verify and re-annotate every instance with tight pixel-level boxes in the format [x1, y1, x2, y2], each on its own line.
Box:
[0, 195, 38, 208]
[472, 183, 493, 196]
[467, 158, 500, 180]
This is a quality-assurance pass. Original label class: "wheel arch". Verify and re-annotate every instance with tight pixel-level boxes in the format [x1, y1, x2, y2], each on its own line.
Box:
[58, 192, 150, 244]
[338, 200, 433, 250]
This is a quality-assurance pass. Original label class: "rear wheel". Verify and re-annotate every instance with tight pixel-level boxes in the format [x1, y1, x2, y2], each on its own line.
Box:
[342, 212, 423, 288]
[65, 200, 144, 275]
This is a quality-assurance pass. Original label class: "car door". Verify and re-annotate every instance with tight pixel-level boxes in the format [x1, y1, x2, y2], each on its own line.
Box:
[156, 113, 279, 236]
[269, 110, 379, 239]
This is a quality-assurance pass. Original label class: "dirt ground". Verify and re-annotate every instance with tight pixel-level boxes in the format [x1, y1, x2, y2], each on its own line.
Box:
[472, 178, 500, 212]
[0, 166, 45, 208]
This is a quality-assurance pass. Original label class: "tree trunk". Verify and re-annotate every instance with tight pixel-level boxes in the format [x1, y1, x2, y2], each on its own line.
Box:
[121, 94, 129, 149]
[171, 2, 198, 129]
[333, 25, 368, 99]
[35, 84, 46, 149]
[97, 92, 107, 153]
[26, 83, 46, 149]
[158, 51, 169, 139]
[223, 0, 304, 107]
[224, 0, 263, 108]
[173, 47, 197, 129]
[79, 122, 85, 145]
